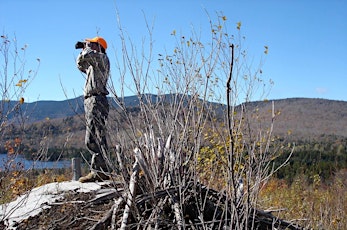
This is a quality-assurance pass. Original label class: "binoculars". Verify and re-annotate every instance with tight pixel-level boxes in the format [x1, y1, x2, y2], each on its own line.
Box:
[75, 41, 86, 49]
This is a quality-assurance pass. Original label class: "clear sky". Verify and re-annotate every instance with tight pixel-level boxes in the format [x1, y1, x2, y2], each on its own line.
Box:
[1, 0, 346, 102]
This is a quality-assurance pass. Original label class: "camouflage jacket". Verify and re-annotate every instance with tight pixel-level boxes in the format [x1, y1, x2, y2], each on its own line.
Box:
[76, 47, 110, 98]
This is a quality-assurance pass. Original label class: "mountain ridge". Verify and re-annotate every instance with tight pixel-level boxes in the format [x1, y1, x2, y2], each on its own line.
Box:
[5, 95, 347, 141]
[14, 95, 347, 121]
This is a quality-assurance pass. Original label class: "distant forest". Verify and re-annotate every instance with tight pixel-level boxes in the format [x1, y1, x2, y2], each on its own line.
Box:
[1, 97, 347, 184]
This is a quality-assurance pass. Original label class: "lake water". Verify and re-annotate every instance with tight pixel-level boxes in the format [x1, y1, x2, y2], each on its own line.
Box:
[0, 154, 71, 171]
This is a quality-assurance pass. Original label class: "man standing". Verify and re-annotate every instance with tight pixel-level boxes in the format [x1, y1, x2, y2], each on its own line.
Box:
[76, 36, 111, 182]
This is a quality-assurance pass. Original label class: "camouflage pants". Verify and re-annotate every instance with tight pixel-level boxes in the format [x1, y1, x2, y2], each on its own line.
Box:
[84, 95, 109, 172]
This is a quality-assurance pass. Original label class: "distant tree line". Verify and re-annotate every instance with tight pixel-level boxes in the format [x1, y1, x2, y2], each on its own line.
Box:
[1, 118, 346, 184]
[21, 147, 89, 161]
[274, 138, 347, 183]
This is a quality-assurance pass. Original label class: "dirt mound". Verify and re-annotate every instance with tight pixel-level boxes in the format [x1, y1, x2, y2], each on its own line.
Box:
[9, 180, 302, 230]
[15, 191, 114, 230]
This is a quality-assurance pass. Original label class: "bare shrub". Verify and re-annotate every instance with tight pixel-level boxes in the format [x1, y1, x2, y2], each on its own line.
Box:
[0, 34, 40, 205]
[102, 12, 296, 229]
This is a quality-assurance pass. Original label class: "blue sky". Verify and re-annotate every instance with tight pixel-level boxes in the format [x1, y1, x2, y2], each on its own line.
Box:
[1, 0, 346, 102]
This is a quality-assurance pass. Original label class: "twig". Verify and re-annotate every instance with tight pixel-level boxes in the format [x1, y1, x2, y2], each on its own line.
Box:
[120, 151, 140, 230]
[49, 200, 85, 206]
[89, 197, 124, 230]
[111, 197, 125, 229]
[88, 189, 120, 205]
[115, 145, 129, 181]
[171, 196, 183, 229]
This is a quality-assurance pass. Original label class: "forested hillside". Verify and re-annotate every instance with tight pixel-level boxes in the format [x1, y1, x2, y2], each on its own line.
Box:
[2, 96, 346, 182]
[8, 96, 347, 138]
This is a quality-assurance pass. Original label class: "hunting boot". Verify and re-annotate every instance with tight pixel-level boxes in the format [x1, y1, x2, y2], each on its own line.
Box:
[79, 171, 110, 183]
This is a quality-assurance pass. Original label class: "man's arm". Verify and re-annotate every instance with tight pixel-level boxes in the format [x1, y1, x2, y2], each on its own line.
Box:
[76, 47, 100, 73]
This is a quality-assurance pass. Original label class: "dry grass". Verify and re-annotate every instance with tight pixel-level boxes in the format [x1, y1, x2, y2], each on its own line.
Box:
[0, 168, 71, 204]
[259, 170, 347, 229]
